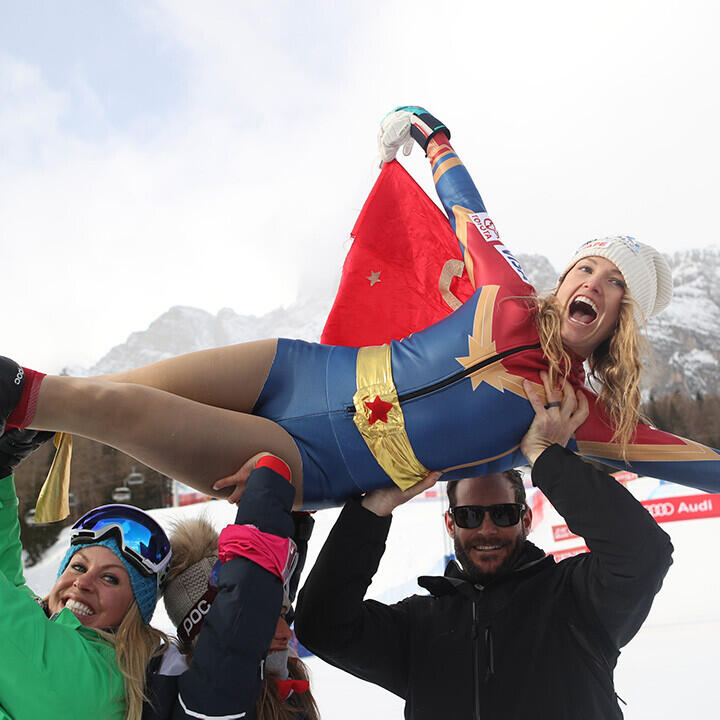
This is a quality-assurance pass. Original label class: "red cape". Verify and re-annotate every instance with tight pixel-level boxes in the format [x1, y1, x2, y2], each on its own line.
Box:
[321, 161, 474, 347]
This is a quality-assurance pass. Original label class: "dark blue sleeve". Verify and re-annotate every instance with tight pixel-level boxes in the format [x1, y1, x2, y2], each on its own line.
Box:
[173, 467, 295, 720]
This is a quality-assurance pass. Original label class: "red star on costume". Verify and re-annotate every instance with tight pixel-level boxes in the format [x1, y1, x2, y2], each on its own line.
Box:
[364, 395, 393, 425]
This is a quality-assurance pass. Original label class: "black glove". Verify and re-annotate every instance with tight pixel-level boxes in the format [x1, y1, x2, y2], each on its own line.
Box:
[0, 356, 25, 436]
[288, 512, 315, 597]
[397, 105, 451, 153]
[0, 428, 54, 478]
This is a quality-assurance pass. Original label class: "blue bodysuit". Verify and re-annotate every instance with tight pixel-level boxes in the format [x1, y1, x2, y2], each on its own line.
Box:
[254, 135, 720, 509]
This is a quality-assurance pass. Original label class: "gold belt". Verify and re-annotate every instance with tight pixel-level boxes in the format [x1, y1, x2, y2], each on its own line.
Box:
[352, 345, 428, 490]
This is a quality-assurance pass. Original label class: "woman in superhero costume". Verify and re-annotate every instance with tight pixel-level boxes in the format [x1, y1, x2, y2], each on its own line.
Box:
[2, 107, 718, 512]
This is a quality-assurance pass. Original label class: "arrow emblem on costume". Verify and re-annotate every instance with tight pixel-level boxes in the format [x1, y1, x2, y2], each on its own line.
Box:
[454, 285, 534, 395]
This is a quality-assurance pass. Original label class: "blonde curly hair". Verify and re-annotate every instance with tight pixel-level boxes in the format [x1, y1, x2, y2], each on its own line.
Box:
[534, 290, 646, 458]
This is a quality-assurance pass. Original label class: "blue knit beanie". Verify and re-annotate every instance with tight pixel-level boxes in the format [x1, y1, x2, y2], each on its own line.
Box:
[57, 536, 158, 623]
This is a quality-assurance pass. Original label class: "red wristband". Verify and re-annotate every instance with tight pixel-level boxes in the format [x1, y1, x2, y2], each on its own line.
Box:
[7, 369, 46, 430]
[256, 455, 291, 483]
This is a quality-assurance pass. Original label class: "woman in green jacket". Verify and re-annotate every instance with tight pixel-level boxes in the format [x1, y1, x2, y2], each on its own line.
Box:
[0, 430, 171, 720]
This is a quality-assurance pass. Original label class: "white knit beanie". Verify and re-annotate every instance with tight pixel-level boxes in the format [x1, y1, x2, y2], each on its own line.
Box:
[560, 236, 673, 321]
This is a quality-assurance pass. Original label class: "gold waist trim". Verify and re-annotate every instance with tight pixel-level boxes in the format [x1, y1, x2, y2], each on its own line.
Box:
[353, 345, 428, 491]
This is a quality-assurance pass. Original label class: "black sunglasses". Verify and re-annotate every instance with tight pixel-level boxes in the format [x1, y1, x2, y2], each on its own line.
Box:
[449, 503, 526, 529]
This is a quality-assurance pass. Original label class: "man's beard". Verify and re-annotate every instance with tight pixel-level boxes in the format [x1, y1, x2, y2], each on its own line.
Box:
[453, 531, 527, 586]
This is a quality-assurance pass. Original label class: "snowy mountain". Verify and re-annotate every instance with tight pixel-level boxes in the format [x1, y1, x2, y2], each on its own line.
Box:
[69, 247, 720, 400]
[82, 295, 334, 376]
[644, 246, 720, 396]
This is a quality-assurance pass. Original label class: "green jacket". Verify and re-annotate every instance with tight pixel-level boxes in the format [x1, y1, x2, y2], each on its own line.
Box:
[0, 475, 126, 720]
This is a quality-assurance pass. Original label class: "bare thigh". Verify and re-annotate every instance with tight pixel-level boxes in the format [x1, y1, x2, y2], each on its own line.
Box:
[101, 338, 278, 413]
[31, 376, 305, 504]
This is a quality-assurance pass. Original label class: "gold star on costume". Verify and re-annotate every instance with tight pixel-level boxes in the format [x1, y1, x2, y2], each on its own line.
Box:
[455, 285, 540, 397]
[353, 345, 429, 491]
[34, 432, 73, 522]
[366, 270, 381, 286]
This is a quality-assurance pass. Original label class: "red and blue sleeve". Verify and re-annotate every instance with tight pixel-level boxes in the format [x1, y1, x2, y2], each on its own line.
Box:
[425, 133, 534, 295]
[574, 392, 720, 494]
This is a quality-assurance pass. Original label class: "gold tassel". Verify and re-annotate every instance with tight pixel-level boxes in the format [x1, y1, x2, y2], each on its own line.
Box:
[34, 433, 73, 523]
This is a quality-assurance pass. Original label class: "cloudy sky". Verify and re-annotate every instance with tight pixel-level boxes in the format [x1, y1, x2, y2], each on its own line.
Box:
[2, 0, 719, 372]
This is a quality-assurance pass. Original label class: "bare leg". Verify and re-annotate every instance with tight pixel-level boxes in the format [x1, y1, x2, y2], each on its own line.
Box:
[101, 338, 278, 413]
[28, 339, 306, 504]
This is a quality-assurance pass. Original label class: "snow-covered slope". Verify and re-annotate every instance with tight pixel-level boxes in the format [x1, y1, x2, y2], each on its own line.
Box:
[23, 476, 719, 719]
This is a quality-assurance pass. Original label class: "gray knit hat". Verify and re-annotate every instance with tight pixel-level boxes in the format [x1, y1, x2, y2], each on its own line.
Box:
[164, 554, 218, 630]
[163, 517, 219, 640]
[560, 236, 673, 321]
[165, 553, 292, 632]
[164, 517, 291, 645]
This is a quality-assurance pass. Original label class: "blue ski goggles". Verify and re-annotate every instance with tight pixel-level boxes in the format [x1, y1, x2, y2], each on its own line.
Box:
[70, 504, 172, 586]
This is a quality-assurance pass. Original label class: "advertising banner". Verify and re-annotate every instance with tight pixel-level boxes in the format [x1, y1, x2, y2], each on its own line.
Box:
[552, 493, 720, 542]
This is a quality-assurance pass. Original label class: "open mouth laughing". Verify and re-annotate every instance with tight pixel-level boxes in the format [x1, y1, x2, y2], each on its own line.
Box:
[568, 295, 598, 325]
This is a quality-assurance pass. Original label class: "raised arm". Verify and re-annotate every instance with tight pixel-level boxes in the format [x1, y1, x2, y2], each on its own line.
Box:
[295, 473, 438, 697]
[523, 378, 673, 647]
[176, 457, 297, 720]
[379, 106, 532, 292]
[0, 460, 126, 720]
[535, 446, 672, 646]
[379, 106, 486, 223]
[0, 430, 53, 588]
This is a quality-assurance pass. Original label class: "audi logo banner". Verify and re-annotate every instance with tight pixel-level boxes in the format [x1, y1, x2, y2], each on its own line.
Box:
[552, 493, 719, 542]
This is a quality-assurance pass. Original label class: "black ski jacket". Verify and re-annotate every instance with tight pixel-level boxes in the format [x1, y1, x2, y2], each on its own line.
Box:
[143, 469, 314, 720]
[295, 444, 673, 719]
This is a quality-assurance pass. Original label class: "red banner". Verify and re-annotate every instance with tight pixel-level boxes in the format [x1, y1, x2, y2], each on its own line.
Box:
[552, 524, 579, 542]
[178, 491, 210, 507]
[552, 492, 720, 542]
[611, 470, 638, 485]
[550, 545, 589, 561]
[641, 494, 720, 522]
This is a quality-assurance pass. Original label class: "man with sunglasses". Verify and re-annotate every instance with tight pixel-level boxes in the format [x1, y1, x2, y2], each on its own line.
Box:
[296, 374, 673, 719]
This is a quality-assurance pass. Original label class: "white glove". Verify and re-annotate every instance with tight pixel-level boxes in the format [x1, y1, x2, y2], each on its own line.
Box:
[377, 110, 414, 167]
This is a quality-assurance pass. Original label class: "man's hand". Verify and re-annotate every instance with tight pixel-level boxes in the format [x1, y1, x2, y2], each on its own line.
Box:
[521, 373, 589, 467]
[361, 471, 441, 517]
